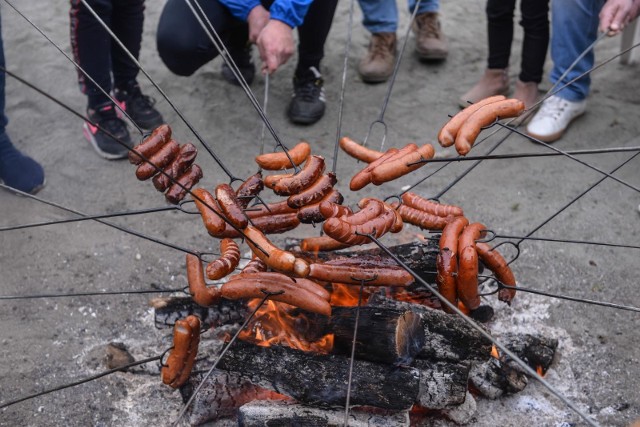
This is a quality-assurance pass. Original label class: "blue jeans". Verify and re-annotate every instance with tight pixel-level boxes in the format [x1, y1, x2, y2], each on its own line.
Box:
[550, 0, 604, 101]
[358, 0, 440, 33]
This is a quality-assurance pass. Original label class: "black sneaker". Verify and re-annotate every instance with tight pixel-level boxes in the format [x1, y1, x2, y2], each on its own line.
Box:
[221, 45, 255, 86]
[287, 66, 326, 125]
[83, 102, 132, 160]
[114, 84, 164, 131]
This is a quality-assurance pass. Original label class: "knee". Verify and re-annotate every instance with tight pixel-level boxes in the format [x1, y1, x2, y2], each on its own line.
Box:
[156, 29, 200, 76]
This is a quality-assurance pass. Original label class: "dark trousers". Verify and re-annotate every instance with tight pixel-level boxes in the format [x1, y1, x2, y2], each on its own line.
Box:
[0, 17, 7, 134]
[70, 0, 145, 107]
[156, 0, 338, 78]
[486, 0, 549, 83]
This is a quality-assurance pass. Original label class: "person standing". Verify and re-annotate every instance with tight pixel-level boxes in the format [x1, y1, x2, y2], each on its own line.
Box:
[70, 0, 164, 160]
[459, 0, 550, 110]
[156, 0, 338, 126]
[0, 17, 45, 194]
[357, 0, 448, 83]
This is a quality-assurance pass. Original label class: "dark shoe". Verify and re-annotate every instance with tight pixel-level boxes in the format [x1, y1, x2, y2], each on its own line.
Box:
[84, 102, 133, 160]
[114, 84, 164, 131]
[221, 45, 255, 86]
[413, 12, 449, 60]
[358, 32, 397, 83]
[0, 133, 45, 194]
[287, 66, 325, 125]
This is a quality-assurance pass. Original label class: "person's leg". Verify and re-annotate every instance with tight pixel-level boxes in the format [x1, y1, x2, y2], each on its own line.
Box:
[409, 0, 448, 60]
[288, 0, 339, 124]
[459, 0, 513, 106]
[357, 0, 398, 83]
[0, 20, 45, 193]
[527, 0, 603, 142]
[157, 0, 245, 77]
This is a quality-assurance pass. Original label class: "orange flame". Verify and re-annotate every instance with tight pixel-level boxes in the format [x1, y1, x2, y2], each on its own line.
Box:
[491, 345, 500, 359]
[536, 365, 545, 376]
[330, 283, 370, 306]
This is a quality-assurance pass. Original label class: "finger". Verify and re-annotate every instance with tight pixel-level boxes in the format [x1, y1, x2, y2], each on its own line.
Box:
[599, 4, 619, 33]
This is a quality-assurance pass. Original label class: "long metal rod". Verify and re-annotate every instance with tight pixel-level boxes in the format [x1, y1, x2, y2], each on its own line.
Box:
[343, 282, 364, 426]
[0, 288, 184, 300]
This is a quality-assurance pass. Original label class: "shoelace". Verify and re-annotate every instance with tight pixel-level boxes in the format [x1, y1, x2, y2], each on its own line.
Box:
[295, 79, 323, 102]
[537, 97, 568, 120]
[370, 37, 394, 60]
[94, 107, 127, 136]
[417, 15, 440, 39]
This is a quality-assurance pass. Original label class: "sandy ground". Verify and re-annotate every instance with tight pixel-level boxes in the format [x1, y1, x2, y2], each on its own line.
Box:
[0, 1, 639, 426]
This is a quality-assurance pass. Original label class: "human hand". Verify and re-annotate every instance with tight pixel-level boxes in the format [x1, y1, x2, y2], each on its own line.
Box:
[599, 0, 639, 35]
[247, 5, 270, 43]
[256, 20, 295, 74]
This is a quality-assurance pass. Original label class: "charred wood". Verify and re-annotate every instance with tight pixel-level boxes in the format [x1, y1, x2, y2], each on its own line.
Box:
[151, 296, 247, 329]
[329, 307, 425, 365]
[368, 295, 493, 363]
[413, 360, 471, 409]
[217, 340, 420, 410]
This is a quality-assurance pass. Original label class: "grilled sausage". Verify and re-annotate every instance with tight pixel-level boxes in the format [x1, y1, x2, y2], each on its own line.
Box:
[186, 254, 221, 307]
[192, 188, 226, 236]
[370, 144, 435, 185]
[319, 201, 353, 219]
[165, 164, 203, 204]
[215, 212, 300, 238]
[241, 258, 268, 274]
[135, 139, 180, 181]
[297, 189, 343, 224]
[300, 235, 351, 252]
[308, 263, 414, 286]
[456, 222, 487, 310]
[349, 147, 402, 191]
[400, 192, 464, 217]
[153, 143, 198, 192]
[235, 172, 264, 209]
[129, 124, 171, 165]
[206, 238, 241, 280]
[394, 203, 452, 230]
[476, 242, 516, 305]
[339, 136, 384, 163]
[228, 272, 330, 301]
[271, 155, 325, 196]
[287, 172, 337, 208]
[161, 315, 201, 388]
[322, 204, 397, 245]
[437, 95, 506, 147]
[255, 141, 311, 170]
[437, 216, 469, 313]
[215, 183, 249, 230]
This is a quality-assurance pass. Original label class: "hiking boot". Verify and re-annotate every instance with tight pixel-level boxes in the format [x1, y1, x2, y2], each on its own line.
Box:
[84, 102, 133, 160]
[114, 84, 164, 131]
[526, 95, 586, 143]
[287, 66, 325, 125]
[221, 45, 256, 86]
[0, 133, 45, 194]
[413, 12, 448, 60]
[459, 68, 510, 108]
[358, 32, 397, 83]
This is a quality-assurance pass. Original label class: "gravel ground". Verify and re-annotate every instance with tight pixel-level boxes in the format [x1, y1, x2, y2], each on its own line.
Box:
[1, 1, 639, 426]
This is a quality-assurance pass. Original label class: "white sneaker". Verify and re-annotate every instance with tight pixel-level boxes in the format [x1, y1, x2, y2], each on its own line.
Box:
[526, 95, 586, 143]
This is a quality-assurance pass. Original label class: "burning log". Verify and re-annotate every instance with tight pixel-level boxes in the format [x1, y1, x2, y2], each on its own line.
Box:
[151, 296, 247, 329]
[216, 340, 421, 410]
[469, 333, 559, 399]
[368, 295, 493, 363]
[238, 401, 410, 427]
[329, 307, 425, 365]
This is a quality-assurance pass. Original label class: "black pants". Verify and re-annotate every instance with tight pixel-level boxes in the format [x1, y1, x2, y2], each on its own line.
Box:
[156, 0, 338, 78]
[486, 0, 549, 83]
[70, 0, 144, 107]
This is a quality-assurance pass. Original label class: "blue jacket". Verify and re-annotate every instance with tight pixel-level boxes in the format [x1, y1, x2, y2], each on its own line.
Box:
[220, 0, 313, 28]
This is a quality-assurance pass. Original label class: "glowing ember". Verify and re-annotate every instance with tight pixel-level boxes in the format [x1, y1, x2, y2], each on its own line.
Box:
[491, 345, 500, 359]
[536, 365, 545, 376]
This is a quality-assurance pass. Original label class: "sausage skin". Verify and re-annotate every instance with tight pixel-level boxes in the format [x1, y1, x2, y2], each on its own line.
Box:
[161, 314, 201, 388]
[255, 141, 311, 170]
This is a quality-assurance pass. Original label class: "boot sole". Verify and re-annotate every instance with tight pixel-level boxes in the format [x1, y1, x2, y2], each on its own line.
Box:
[358, 73, 391, 84]
[415, 49, 448, 61]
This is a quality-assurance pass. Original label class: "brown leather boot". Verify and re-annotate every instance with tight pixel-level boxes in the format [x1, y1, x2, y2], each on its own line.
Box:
[413, 12, 448, 60]
[358, 32, 397, 83]
[459, 68, 510, 108]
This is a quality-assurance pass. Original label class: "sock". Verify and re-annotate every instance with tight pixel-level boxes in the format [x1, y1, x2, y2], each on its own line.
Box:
[0, 132, 45, 194]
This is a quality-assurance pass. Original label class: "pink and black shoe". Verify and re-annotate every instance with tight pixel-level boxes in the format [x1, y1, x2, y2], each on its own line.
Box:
[83, 102, 132, 160]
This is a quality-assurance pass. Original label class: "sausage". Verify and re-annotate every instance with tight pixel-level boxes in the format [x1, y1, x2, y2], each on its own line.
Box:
[322, 205, 397, 245]
[344, 198, 385, 225]
[437, 95, 506, 147]
[135, 139, 180, 181]
[370, 144, 435, 185]
[205, 238, 241, 280]
[401, 192, 464, 217]
[241, 258, 268, 274]
[152, 143, 198, 192]
[165, 164, 203, 204]
[255, 141, 311, 170]
[215, 183, 249, 230]
[186, 253, 221, 307]
[161, 314, 201, 388]
[393, 203, 452, 230]
[349, 147, 401, 191]
[454, 99, 526, 156]
[221, 275, 331, 316]
[476, 242, 516, 305]
[319, 201, 353, 219]
[456, 222, 487, 311]
[356, 198, 402, 232]
[215, 213, 300, 238]
[129, 124, 171, 165]
[272, 155, 325, 196]
[235, 172, 264, 209]
[192, 188, 226, 236]
[243, 225, 299, 274]
[308, 263, 414, 287]
[436, 248, 458, 313]
[287, 172, 337, 208]
[297, 189, 343, 224]
[439, 216, 469, 251]
[339, 136, 384, 163]
[228, 272, 330, 301]
[300, 235, 351, 252]
[246, 199, 297, 218]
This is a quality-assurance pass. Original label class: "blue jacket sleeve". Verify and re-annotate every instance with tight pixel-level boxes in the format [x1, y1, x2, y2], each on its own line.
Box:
[219, 0, 313, 28]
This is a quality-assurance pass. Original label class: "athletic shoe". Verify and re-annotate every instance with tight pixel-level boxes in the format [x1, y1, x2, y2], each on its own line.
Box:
[114, 84, 164, 131]
[526, 95, 586, 143]
[287, 66, 326, 125]
[83, 102, 132, 160]
[221, 45, 255, 86]
[0, 133, 45, 194]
